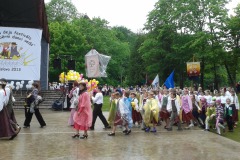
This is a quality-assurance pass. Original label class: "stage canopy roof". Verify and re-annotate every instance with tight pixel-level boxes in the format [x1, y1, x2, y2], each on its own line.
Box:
[0, 0, 49, 42]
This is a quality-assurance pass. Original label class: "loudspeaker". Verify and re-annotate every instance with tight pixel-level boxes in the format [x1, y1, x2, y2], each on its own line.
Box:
[67, 60, 75, 70]
[53, 59, 61, 69]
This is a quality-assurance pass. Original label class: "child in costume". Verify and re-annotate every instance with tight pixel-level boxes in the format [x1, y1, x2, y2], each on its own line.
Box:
[215, 99, 225, 135]
[139, 90, 148, 130]
[225, 98, 234, 132]
[130, 92, 142, 128]
[167, 90, 182, 131]
[107, 93, 117, 127]
[229, 90, 239, 127]
[160, 89, 170, 129]
[204, 101, 216, 131]
[190, 92, 203, 127]
[144, 91, 159, 132]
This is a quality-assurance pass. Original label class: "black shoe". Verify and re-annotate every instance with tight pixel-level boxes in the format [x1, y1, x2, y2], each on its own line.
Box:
[72, 134, 80, 138]
[167, 128, 173, 131]
[108, 132, 115, 136]
[23, 125, 30, 128]
[40, 125, 46, 128]
[80, 134, 88, 139]
[9, 134, 17, 140]
[125, 129, 131, 135]
[141, 127, 146, 131]
[90, 127, 94, 130]
[123, 129, 127, 133]
[103, 126, 111, 129]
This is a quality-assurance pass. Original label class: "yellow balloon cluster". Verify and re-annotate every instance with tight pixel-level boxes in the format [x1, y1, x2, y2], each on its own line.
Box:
[87, 79, 99, 92]
[59, 70, 83, 83]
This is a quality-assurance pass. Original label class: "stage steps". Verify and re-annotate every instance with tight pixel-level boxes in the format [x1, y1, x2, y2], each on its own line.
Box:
[13, 90, 64, 109]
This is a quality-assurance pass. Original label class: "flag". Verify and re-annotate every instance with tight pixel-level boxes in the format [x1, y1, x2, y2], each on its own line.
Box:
[152, 74, 159, 88]
[164, 71, 174, 89]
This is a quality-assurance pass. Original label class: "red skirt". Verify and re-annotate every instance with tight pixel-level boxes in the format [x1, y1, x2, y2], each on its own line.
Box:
[233, 109, 239, 122]
[182, 110, 194, 123]
[160, 109, 170, 119]
[114, 112, 123, 126]
[132, 110, 142, 123]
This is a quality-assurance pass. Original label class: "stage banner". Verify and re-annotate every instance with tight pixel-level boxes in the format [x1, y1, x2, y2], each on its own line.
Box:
[0, 27, 42, 80]
[186, 62, 200, 77]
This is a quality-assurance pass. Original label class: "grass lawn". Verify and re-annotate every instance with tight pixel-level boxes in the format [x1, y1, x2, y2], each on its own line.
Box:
[222, 110, 240, 143]
[102, 96, 111, 111]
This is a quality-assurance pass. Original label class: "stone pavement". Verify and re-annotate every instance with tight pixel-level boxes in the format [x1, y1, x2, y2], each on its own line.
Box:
[1, 110, 240, 160]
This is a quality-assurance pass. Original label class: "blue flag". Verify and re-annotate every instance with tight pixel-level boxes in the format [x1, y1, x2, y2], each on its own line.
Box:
[164, 71, 174, 89]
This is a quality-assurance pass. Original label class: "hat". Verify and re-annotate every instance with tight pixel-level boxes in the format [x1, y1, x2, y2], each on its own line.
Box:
[11, 42, 17, 45]
[216, 99, 221, 104]
[131, 92, 137, 96]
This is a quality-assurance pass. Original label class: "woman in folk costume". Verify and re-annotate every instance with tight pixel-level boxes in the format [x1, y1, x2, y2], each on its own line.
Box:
[204, 101, 216, 131]
[181, 88, 194, 129]
[190, 92, 203, 127]
[107, 92, 117, 127]
[166, 90, 182, 131]
[144, 91, 159, 132]
[130, 92, 142, 128]
[225, 98, 234, 132]
[108, 91, 133, 136]
[72, 82, 92, 139]
[215, 99, 225, 135]
[68, 81, 79, 126]
[159, 89, 170, 129]
[199, 97, 208, 128]
[229, 90, 239, 127]
[0, 80, 17, 140]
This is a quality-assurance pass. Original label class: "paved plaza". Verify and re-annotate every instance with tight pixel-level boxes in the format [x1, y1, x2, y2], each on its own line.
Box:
[1, 109, 240, 160]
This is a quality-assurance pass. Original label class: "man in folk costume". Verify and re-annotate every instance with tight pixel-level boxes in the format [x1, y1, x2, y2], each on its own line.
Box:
[166, 90, 182, 131]
[215, 99, 225, 135]
[108, 91, 132, 136]
[229, 90, 239, 127]
[130, 92, 142, 128]
[144, 91, 159, 132]
[181, 88, 194, 129]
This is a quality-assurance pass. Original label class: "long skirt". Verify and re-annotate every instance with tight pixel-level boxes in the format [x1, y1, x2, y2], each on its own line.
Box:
[132, 110, 142, 123]
[68, 108, 75, 126]
[114, 112, 123, 126]
[232, 107, 239, 122]
[182, 110, 194, 123]
[0, 107, 16, 138]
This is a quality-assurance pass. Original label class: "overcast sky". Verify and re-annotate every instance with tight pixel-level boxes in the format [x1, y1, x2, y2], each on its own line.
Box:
[45, 0, 240, 33]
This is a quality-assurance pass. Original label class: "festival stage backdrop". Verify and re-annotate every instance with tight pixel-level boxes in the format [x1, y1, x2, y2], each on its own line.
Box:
[186, 62, 201, 77]
[0, 27, 42, 80]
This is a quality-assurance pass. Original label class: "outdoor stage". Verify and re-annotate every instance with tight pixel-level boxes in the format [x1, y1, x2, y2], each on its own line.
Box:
[1, 110, 240, 160]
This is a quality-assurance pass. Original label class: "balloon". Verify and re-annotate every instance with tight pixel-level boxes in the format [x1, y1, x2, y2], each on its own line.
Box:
[16, 86, 19, 90]
[11, 81, 14, 84]
[21, 80, 24, 84]
[20, 84, 23, 88]
[16, 82, 20, 86]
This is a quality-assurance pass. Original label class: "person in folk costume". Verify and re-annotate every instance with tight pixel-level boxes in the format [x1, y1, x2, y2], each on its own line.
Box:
[108, 91, 133, 136]
[72, 81, 92, 139]
[1, 78, 21, 135]
[181, 88, 194, 129]
[144, 91, 160, 132]
[68, 81, 79, 126]
[166, 90, 182, 131]
[225, 98, 234, 132]
[160, 89, 170, 129]
[107, 92, 117, 127]
[152, 90, 161, 126]
[199, 97, 208, 129]
[204, 90, 212, 104]
[0, 80, 18, 140]
[204, 101, 216, 131]
[215, 99, 225, 135]
[190, 91, 204, 127]
[139, 90, 148, 130]
[130, 92, 142, 128]
[229, 90, 239, 127]
[220, 89, 226, 108]
[23, 82, 46, 128]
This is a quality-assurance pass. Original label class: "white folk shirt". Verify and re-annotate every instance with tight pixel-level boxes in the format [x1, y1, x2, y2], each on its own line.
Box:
[4, 87, 11, 105]
[220, 96, 226, 104]
[0, 89, 6, 111]
[229, 94, 239, 110]
[92, 92, 103, 104]
[204, 95, 212, 104]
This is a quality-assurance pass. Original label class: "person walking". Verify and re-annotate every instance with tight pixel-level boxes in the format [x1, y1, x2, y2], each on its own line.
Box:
[72, 82, 92, 139]
[90, 88, 111, 130]
[23, 82, 46, 128]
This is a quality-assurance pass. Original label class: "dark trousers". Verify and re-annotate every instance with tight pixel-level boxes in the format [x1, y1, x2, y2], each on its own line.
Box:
[24, 108, 46, 127]
[91, 103, 109, 128]
[226, 115, 233, 131]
